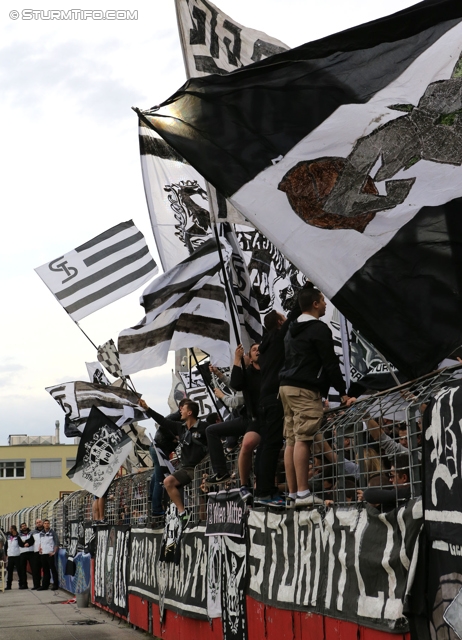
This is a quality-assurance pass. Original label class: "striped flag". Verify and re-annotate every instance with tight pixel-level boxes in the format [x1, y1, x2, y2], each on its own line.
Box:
[118, 238, 232, 374]
[142, 0, 462, 379]
[35, 220, 158, 321]
[46, 380, 147, 437]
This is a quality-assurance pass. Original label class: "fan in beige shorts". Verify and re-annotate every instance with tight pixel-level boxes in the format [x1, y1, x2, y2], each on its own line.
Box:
[279, 386, 324, 446]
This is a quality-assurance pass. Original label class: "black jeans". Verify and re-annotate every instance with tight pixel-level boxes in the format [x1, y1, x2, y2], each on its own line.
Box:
[6, 556, 22, 588]
[19, 553, 34, 587]
[31, 552, 42, 588]
[40, 553, 59, 589]
[206, 418, 249, 475]
[255, 396, 284, 497]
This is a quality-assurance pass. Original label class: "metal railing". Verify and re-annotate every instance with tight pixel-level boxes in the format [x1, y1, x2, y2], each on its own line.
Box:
[0, 364, 460, 538]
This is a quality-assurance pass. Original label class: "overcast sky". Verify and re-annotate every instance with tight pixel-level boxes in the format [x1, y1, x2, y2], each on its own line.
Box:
[0, 0, 418, 445]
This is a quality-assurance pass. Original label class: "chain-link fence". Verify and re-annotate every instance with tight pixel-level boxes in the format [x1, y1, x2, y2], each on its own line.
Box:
[0, 363, 460, 540]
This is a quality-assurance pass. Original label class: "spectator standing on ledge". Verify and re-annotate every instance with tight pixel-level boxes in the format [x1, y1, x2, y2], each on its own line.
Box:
[254, 299, 302, 507]
[279, 284, 355, 507]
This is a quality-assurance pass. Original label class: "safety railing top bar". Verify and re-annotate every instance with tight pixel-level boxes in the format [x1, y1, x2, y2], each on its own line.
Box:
[0, 363, 460, 540]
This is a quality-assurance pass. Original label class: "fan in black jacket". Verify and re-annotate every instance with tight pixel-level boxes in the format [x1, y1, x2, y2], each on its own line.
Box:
[279, 284, 355, 508]
[140, 398, 207, 528]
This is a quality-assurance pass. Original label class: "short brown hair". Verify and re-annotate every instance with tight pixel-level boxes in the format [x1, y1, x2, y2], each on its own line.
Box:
[182, 400, 199, 420]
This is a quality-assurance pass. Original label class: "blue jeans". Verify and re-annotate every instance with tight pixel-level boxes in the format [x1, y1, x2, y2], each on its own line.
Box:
[149, 445, 165, 514]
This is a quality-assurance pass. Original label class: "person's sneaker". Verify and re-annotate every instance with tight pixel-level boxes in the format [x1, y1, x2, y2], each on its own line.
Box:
[239, 486, 252, 502]
[295, 494, 324, 507]
[179, 510, 191, 529]
[286, 496, 296, 509]
[205, 472, 231, 485]
[255, 495, 286, 508]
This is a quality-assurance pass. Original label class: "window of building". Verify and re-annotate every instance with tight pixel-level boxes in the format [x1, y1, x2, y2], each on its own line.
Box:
[30, 459, 62, 478]
[0, 460, 25, 478]
[66, 458, 76, 469]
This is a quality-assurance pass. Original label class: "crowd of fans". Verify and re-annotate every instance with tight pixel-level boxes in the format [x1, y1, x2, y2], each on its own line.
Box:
[138, 283, 424, 524]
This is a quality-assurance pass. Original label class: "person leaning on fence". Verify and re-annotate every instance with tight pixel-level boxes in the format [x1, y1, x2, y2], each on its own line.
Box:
[37, 519, 59, 591]
[279, 284, 355, 508]
[139, 398, 208, 528]
[357, 454, 411, 511]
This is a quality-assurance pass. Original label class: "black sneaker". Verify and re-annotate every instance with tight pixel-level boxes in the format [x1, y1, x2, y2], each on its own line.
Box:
[205, 472, 231, 485]
[239, 486, 252, 502]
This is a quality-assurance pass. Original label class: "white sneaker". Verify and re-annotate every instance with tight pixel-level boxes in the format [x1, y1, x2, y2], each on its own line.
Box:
[295, 494, 323, 507]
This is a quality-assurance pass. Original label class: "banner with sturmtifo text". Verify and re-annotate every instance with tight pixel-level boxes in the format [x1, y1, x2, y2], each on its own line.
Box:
[248, 503, 422, 631]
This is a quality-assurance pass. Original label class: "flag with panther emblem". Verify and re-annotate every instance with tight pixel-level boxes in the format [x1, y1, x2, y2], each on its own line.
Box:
[67, 406, 133, 496]
[141, 0, 462, 379]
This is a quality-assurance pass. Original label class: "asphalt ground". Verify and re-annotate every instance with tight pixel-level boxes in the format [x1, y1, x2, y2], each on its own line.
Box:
[0, 584, 152, 640]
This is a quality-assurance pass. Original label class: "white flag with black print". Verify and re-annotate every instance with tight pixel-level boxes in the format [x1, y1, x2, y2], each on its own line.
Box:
[85, 362, 110, 386]
[139, 0, 305, 321]
[97, 338, 123, 379]
[143, 0, 462, 380]
[35, 220, 158, 321]
[46, 380, 148, 437]
[118, 238, 232, 373]
[67, 406, 133, 496]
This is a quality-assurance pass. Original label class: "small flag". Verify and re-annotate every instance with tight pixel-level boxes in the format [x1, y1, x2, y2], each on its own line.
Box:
[35, 220, 158, 321]
[97, 339, 123, 378]
[85, 362, 110, 386]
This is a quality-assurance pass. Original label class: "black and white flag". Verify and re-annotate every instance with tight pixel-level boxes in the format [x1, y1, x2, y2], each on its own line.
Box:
[144, 0, 462, 379]
[67, 407, 133, 496]
[118, 238, 232, 372]
[424, 380, 462, 545]
[97, 338, 123, 379]
[35, 220, 158, 321]
[85, 362, 110, 386]
[46, 380, 147, 437]
[221, 536, 248, 640]
[139, 0, 303, 321]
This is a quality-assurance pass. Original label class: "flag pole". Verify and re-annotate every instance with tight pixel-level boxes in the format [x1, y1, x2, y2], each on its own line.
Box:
[213, 225, 242, 347]
[75, 321, 98, 350]
[190, 349, 223, 418]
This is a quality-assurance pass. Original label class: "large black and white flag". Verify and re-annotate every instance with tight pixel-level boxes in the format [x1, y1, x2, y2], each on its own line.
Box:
[139, 0, 304, 320]
[46, 380, 147, 437]
[35, 220, 158, 321]
[67, 407, 133, 496]
[143, 0, 462, 379]
[118, 238, 232, 372]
